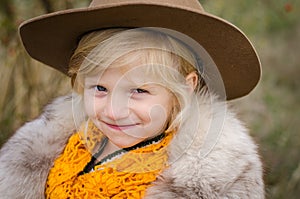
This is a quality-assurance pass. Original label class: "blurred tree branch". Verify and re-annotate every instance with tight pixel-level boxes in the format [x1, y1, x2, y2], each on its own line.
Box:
[0, 0, 16, 44]
[40, 0, 54, 13]
[0, 0, 14, 21]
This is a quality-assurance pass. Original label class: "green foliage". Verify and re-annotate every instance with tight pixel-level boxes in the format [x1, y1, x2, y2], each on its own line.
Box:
[200, 0, 299, 35]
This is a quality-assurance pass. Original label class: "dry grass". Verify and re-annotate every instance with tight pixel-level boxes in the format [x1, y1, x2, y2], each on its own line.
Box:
[231, 25, 300, 199]
[201, 1, 300, 197]
[0, 40, 70, 146]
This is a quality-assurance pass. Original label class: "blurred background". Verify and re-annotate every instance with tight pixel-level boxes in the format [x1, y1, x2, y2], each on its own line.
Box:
[0, 0, 299, 198]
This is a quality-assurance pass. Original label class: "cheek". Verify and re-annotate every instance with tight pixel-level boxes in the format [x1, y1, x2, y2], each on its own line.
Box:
[83, 93, 102, 118]
[152, 100, 174, 129]
[149, 105, 168, 121]
[133, 95, 174, 124]
[139, 103, 169, 127]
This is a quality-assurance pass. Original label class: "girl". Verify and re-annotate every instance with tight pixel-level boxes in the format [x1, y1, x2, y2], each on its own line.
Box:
[0, 0, 264, 198]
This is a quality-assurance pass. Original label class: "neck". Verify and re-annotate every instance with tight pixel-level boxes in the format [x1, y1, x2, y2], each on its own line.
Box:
[96, 140, 121, 161]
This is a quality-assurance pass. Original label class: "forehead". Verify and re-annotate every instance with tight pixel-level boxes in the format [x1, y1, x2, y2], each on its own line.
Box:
[86, 59, 175, 91]
[109, 49, 174, 69]
[92, 61, 162, 86]
[82, 47, 184, 89]
[105, 49, 176, 78]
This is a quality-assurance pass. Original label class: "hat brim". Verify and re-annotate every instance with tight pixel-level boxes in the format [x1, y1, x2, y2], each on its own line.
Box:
[19, 3, 261, 100]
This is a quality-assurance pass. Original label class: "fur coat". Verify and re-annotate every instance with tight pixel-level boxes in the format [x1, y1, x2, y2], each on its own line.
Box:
[0, 93, 264, 199]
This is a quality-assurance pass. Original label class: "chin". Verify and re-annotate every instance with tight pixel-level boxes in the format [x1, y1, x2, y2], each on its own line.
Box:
[112, 137, 144, 149]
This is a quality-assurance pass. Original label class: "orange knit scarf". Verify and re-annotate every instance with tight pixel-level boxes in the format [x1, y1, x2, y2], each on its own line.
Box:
[45, 122, 173, 198]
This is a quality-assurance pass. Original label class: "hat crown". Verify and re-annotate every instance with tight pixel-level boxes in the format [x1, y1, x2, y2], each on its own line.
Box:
[89, 0, 204, 11]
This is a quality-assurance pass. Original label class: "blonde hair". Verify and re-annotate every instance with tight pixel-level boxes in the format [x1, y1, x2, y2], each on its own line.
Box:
[69, 28, 206, 131]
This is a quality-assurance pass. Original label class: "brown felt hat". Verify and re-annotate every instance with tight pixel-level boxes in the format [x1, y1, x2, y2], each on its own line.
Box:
[19, 0, 261, 100]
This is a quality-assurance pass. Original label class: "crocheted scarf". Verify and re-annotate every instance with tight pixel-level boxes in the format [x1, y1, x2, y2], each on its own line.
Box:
[45, 122, 174, 198]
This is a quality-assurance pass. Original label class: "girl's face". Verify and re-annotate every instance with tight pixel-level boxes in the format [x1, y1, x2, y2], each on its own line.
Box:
[83, 63, 175, 149]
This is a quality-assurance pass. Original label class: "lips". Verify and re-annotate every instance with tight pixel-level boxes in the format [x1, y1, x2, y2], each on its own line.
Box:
[103, 121, 139, 131]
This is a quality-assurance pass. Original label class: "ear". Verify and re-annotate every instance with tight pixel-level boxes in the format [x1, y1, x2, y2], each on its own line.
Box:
[185, 71, 198, 93]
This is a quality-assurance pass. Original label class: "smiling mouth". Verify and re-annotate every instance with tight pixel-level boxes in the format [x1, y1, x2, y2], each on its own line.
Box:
[104, 122, 138, 130]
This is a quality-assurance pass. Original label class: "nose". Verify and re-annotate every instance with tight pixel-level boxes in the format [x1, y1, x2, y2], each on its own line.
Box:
[103, 93, 129, 120]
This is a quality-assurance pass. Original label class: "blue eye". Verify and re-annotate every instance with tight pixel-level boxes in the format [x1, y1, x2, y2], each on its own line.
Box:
[95, 85, 107, 92]
[133, 88, 148, 94]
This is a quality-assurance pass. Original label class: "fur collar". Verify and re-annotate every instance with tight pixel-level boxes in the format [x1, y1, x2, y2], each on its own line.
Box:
[0, 94, 264, 199]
